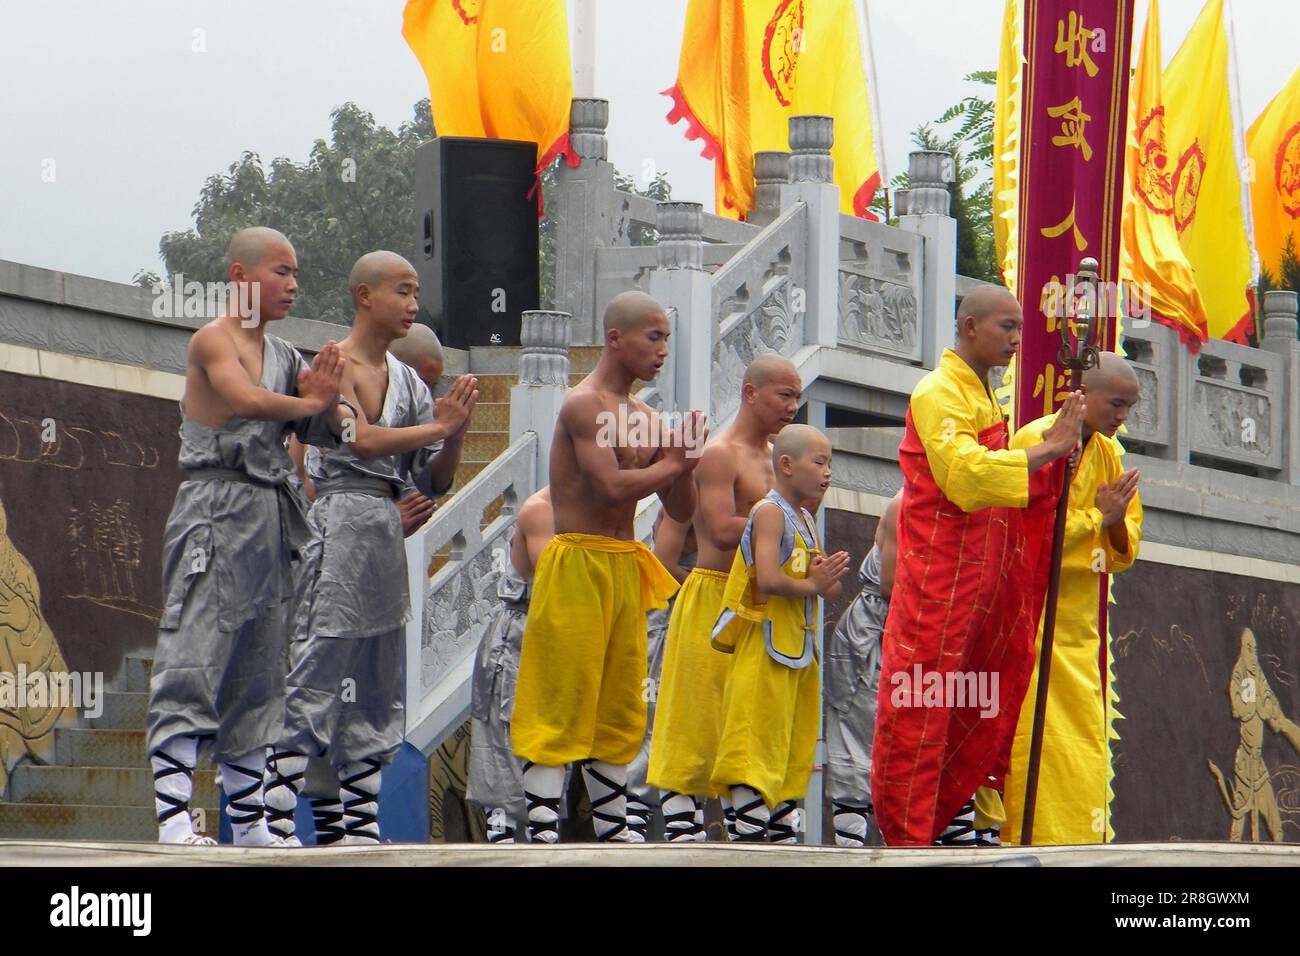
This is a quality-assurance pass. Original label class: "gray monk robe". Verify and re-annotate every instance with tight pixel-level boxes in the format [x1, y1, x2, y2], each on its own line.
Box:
[280, 353, 444, 766]
[146, 333, 335, 763]
[825, 545, 889, 804]
[465, 563, 531, 820]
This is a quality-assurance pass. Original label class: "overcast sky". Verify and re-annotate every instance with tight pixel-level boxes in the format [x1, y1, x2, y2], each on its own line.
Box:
[0, 0, 1295, 285]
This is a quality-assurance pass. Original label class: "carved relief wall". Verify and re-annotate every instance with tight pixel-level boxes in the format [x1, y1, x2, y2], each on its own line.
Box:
[0, 370, 182, 791]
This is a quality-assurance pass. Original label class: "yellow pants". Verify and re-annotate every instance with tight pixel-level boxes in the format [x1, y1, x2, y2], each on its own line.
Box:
[710, 620, 820, 808]
[512, 533, 679, 766]
[647, 568, 731, 797]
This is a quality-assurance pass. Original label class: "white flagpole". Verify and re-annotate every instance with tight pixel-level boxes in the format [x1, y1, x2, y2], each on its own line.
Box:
[855, 0, 889, 217]
[1224, 0, 1260, 284]
[572, 0, 596, 98]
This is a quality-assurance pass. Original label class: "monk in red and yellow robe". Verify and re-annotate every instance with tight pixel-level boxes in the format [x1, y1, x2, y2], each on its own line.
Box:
[1003, 355, 1143, 845]
[870, 287, 1082, 846]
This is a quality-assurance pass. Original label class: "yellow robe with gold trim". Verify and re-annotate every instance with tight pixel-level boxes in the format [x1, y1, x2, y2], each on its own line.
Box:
[1003, 418, 1143, 844]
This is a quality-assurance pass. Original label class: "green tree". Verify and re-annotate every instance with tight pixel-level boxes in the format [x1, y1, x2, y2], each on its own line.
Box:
[869, 71, 1000, 284]
[1256, 234, 1300, 343]
[145, 99, 671, 323]
[140, 101, 437, 325]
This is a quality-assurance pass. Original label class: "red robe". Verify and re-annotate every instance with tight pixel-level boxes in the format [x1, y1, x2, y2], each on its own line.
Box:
[871, 409, 1061, 846]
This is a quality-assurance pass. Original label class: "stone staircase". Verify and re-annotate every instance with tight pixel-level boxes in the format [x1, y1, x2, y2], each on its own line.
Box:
[425, 344, 607, 577]
[0, 654, 221, 842]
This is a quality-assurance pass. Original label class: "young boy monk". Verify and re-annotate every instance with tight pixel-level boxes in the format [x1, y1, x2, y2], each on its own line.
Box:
[709, 424, 850, 842]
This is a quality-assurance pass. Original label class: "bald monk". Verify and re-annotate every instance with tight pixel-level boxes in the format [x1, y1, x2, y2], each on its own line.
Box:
[273, 322, 458, 844]
[1003, 352, 1142, 845]
[511, 291, 705, 843]
[709, 424, 850, 841]
[146, 227, 344, 846]
[871, 285, 1085, 846]
[264, 251, 478, 845]
[648, 355, 802, 842]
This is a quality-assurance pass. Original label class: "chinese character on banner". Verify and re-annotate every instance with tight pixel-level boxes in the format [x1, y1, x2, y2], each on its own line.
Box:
[1033, 363, 1072, 419]
[1041, 197, 1089, 251]
[1055, 12, 1099, 76]
[1048, 96, 1093, 161]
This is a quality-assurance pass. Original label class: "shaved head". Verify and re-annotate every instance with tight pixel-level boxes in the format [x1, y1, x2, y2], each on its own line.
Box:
[957, 284, 1019, 324]
[603, 291, 666, 335]
[389, 322, 444, 366]
[1083, 351, 1138, 391]
[743, 354, 799, 389]
[350, 250, 417, 304]
[772, 423, 830, 470]
[226, 227, 292, 272]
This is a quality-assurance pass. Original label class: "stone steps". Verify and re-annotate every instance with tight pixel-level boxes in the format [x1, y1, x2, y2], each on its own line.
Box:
[8, 764, 219, 808]
[84, 691, 148, 731]
[54, 727, 151, 769]
[0, 802, 220, 842]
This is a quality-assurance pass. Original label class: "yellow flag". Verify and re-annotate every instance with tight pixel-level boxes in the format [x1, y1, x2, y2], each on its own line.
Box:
[402, 0, 575, 170]
[1120, 0, 1208, 351]
[1247, 64, 1300, 279]
[992, 0, 1022, 295]
[1161, 0, 1253, 343]
[667, 0, 881, 220]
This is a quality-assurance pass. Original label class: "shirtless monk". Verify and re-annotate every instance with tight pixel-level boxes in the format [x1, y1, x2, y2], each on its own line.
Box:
[648, 355, 802, 841]
[510, 291, 706, 843]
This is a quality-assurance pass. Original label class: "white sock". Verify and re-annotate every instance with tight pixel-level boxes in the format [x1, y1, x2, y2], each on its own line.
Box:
[522, 762, 565, 844]
[580, 760, 641, 843]
[730, 785, 769, 842]
[832, 801, 872, 848]
[625, 796, 653, 842]
[936, 797, 977, 846]
[769, 801, 802, 844]
[339, 759, 382, 844]
[661, 791, 705, 843]
[264, 751, 307, 842]
[222, 751, 281, 846]
[152, 735, 200, 843]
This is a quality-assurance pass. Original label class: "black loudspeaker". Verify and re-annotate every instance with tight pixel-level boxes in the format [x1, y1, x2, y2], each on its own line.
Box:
[413, 136, 539, 349]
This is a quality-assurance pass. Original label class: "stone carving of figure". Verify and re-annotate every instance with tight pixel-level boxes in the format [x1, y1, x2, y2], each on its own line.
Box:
[1208, 627, 1300, 841]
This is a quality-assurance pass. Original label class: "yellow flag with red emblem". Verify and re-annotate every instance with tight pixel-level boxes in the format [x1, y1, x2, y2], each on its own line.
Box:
[1247, 65, 1300, 280]
[666, 0, 881, 219]
[402, 0, 575, 170]
[1121, 0, 1208, 351]
[1161, 0, 1254, 343]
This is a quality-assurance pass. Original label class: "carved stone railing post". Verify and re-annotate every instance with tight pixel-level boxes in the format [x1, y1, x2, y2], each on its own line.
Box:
[649, 201, 710, 415]
[1260, 290, 1300, 484]
[510, 310, 572, 489]
[787, 116, 839, 350]
[749, 150, 790, 227]
[898, 149, 957, 370]
[554, 98, 617, 345]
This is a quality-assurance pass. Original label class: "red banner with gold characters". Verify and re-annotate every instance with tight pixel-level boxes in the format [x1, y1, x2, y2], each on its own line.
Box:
[1014, 0, 1135, 427]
